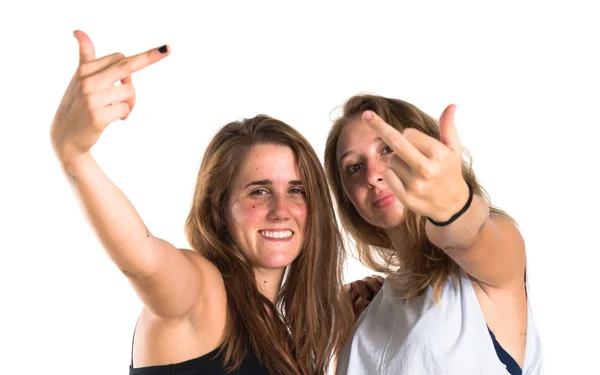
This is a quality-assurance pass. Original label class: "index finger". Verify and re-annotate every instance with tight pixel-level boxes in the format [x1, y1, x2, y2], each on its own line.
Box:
[104, 44, 170, 84]
[126, 44, 170, 73]
[362, 110, 428, 168]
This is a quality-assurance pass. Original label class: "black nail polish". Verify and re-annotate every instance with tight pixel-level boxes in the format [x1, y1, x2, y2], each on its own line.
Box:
[158, 45, 168, 54]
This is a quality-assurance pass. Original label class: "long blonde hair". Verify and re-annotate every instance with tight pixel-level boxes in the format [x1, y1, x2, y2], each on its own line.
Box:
[324, 95, 509, 302]
[185, 115, 353, 374]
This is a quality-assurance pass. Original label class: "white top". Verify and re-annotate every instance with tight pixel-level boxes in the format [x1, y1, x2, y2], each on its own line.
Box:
[337, 271, 543, 374]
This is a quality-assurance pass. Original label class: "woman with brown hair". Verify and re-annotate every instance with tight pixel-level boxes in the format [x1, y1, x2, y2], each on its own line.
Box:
[50, 30, 363, 375]
[324, 94, 543, 374]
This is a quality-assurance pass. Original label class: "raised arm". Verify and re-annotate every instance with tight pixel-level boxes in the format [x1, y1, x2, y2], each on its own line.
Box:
[50, 31, 219, 319]
[362, 107, 525, 290]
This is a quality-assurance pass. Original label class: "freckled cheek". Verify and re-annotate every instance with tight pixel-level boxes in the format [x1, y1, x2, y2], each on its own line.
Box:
[230, 201, 266, 226]
[290, 203, 308, 225]
[344, 183, 367, 210]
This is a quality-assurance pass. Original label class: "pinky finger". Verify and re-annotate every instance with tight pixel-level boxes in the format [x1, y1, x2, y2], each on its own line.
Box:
[120, 76, 136, 117]
[89, 83, 136, 110]
[94, 102, 131, 128]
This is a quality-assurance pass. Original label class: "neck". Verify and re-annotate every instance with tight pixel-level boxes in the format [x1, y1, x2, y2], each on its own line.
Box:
[385, 224, 410, 261]
[254, 267, 286, 303]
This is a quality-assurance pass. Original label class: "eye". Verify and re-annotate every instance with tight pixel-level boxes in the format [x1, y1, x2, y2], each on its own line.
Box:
[348, 163, 362, 174]
[382, 145, 394, 154]
[250, 189, 269, 196]
[289, 188, 305, 195]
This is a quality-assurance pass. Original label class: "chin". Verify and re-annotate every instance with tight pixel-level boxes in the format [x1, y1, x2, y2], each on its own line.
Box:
[368, 208, 406, 229]
[260, 251, 300, 269]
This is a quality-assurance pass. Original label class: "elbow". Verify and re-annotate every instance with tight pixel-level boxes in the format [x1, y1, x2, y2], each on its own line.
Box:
[120, 267, 152, 279]
[113, 240, 164, 279]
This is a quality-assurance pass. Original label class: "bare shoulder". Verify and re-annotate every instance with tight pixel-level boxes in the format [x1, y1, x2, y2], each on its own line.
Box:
[468, 215, 527, 301]
[180, 248, 221, 274]
[179, 248, 226, 295]
[452, 210, 526, 291]
[180, 248, 228, 319]
[490, 212, 524, 242]
[132, 250, 229, 366]
[489, 212, 527, 286]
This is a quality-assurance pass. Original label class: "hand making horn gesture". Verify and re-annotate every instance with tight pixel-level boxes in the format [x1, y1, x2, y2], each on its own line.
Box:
[361, 105, 470, 224]
[50, 30, 170, 163]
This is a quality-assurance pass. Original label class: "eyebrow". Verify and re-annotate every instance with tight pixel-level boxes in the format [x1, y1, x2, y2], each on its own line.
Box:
[338, 150, 356, 163]
[338, 137, 385, 163]
[243, 179, 303, 189]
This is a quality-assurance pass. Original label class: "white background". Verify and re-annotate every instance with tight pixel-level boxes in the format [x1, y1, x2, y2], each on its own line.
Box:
[1, 1, 598, 374]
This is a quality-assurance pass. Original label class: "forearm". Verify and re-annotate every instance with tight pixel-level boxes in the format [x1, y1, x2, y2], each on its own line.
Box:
[425, 194, 490, 250]
[61, 152, 161, 277]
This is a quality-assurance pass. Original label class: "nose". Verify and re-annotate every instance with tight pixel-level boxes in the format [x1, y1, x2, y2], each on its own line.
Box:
[365, 160, 386, 189]
[267, 193, 291, 220]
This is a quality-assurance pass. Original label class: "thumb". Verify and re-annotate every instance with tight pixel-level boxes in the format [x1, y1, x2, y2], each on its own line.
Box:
[439, 104, 461, 152]
[73, 30, 95, 65]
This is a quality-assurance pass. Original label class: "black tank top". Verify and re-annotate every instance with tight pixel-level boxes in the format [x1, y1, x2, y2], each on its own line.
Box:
[128, 322, 270, 375]
[129, 346, 270, 375]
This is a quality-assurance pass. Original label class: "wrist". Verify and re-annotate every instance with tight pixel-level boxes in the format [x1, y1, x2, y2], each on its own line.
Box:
[58, 151, 94, 181]
[428, 181, 472, 226]
[58, 149, 92, 166]
[425, 193, 489, 250]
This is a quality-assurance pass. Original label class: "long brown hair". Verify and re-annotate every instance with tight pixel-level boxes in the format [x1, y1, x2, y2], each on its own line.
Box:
[185, 115, 353, 374]
[324, 94, 509, 302]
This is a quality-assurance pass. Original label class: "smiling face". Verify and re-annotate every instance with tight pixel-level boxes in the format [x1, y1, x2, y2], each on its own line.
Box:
[336, 117, 406, 230]
[226, 144, 307, 271]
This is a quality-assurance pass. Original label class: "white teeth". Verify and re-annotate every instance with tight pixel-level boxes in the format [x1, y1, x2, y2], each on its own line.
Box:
[260, 230, 293, 239]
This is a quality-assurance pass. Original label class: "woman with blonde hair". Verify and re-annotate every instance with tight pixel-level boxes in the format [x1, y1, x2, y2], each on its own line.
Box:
[50, 30, 364, 375]
[324, 94, 543, 374]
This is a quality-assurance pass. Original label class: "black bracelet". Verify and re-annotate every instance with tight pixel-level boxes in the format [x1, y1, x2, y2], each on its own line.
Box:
[428, 181, 473, 227]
